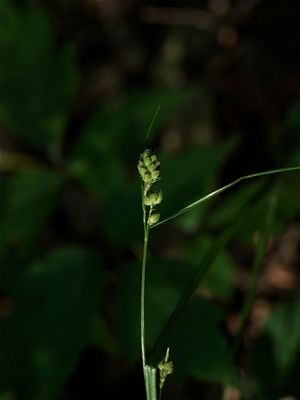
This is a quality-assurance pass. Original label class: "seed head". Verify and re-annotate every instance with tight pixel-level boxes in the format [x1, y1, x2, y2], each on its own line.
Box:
[138, 149, 160, 185]
[158, 347, 173, 390]
[144, 191, 163, 207]
[148, 213, 160, 226]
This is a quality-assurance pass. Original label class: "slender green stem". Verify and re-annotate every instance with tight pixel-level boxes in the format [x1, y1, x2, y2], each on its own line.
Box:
[145, 106, 161, 141]
[141, 225, 149, 370]
[141, 191, 158, 400]
[141, 192, 149, 375]
[141, 220, 158, 399]
[159, 387, 162, 400]
[139, 149, 161, 400]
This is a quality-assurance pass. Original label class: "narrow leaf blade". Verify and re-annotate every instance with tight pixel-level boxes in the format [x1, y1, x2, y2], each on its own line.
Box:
[152, 166, 300, 228]
[148, 225, 235, 366]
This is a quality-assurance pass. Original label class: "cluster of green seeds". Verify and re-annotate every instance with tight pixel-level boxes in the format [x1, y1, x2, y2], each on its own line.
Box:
[138, 149, 163, 226]
[138, 149, 160, 185]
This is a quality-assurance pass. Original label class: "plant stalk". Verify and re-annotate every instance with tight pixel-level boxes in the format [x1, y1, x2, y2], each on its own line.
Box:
[141, 195, 157, 400]
[141, 218, 149, 376]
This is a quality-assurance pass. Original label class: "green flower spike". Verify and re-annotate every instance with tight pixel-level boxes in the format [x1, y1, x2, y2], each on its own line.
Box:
[138, 149, 161, 187]
[138, 149, 163, 227]
[158, 347, 173, 391]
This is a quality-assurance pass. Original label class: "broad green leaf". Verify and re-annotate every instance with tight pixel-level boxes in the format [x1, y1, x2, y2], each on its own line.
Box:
[267, 293, 300, 374]
[208, 180, 266, 229]
[158, 139, 236, 224]
[89, 317, 119, 356]
[185, 236, 235, 301]
[100, 184, 143, 244]
[0, 247, 104, 400]
[250, 292, 300, 400]
[0, 2, 77, 156]
[0, 169, 63, 252]
[169, 299, 237, 385]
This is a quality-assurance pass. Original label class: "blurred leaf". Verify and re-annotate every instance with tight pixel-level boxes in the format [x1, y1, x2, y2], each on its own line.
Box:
[90, 316, 119, 356]
[267, 292, 300, 374]
[0, 393, 14, 400]
[158, 140, 236, 224]
[250, 292, 300, 400]
[0, 169, 63, 252]
[149, 227, 235, 368]
[115, 257, 237, 385]
[170, 299, 237, 385]
[0, 2, 77, 157]
[0, 151, 45, 172]
[249, 335, 278, 400]
[116, 260, 191, 363]
[101, 184, 143, 244]
[0, 247, 104, 400]
[232, 188, 279, 358]
[275, 181, 300, 223]
[185, 236, 235, 301]
[209, 178, 300, 245]
[208, 180, 266, 229]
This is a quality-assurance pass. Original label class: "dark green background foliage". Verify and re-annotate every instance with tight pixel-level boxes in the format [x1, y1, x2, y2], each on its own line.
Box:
[0, 1, 300, 399]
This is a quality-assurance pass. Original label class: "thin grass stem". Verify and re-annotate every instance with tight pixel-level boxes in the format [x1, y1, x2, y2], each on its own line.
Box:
[151, 166, 300, 228]
[141, 191, 149, 381]
[145, 106, 161, 142]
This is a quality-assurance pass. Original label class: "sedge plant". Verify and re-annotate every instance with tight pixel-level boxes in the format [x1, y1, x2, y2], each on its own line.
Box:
[138, 149, 172, 400]
[137, 146, 300, 400]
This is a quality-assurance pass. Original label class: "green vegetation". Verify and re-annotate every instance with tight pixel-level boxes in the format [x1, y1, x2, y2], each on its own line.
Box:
[1, 2, 300, 400]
